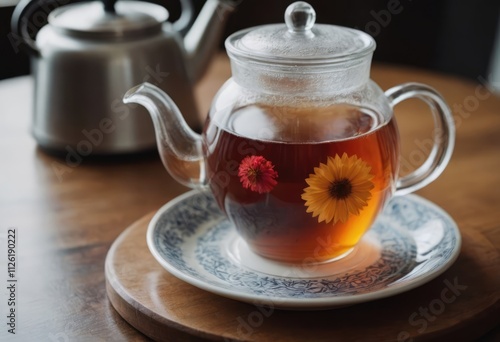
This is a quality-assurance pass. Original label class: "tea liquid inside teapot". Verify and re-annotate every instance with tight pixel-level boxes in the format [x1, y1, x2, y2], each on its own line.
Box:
[226, 104, 378, 143]
[204, 104, 399, 262]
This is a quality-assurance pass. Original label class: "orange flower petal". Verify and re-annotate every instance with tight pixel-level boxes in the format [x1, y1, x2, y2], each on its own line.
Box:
[302, 153, 374, 224]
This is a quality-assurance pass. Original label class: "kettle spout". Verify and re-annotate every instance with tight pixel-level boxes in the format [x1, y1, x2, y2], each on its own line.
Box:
[123, 83, 206, 188]
[183, 0, 237, 82]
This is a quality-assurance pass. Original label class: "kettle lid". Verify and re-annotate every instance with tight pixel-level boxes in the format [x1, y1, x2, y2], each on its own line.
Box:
[226, 1, 375, 65]
[49, 0, 168, 38]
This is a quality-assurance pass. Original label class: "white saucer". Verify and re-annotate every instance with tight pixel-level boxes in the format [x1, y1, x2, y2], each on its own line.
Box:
[147, 190, 461, 310]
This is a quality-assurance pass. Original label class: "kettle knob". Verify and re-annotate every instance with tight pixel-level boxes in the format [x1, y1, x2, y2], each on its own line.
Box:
[102, 0, 117, 13]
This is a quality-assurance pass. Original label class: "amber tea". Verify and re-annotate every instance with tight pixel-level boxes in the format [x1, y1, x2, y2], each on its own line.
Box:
[205, 104, 399, 262]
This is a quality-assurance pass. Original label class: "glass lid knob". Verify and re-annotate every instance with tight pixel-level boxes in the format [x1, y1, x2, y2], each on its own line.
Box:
[285, 1, 316, 34]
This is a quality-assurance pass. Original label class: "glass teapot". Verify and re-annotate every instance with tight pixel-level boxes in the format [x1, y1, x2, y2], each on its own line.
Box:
[124, 2, 455, 263]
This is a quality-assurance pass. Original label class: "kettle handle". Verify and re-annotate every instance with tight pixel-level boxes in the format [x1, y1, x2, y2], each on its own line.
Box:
[10, 0, 61, 56]
[173, 0, 195, 35]
[10, 0, 114, 55]
[11, 0, 196, 54]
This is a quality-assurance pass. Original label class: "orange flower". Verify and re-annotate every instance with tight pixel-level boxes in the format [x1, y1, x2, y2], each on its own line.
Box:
[238, 155, 278, 194]
[302, 153, 374, 224]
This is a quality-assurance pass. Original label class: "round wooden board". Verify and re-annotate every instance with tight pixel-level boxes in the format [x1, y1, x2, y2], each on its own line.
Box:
[105, 213, 500, 341]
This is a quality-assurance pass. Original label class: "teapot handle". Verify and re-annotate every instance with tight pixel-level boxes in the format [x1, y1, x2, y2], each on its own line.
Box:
[385, 83, 455, 196]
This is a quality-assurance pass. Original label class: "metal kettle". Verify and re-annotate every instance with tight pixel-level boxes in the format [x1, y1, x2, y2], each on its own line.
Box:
[11, 0, 238, 155]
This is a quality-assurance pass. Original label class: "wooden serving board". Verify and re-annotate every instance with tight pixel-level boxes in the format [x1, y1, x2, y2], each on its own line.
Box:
[105, 213, 500, 341]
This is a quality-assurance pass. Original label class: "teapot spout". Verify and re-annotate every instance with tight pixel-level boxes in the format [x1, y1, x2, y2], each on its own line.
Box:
[183, 0, 237, 82]
[123, 83, 206, 188]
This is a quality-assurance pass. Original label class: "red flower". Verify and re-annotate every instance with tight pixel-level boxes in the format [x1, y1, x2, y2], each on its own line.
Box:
[238, 155, 278, 194]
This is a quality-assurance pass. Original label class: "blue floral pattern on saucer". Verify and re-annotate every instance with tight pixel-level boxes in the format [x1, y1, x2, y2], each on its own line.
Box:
[147, 190, 461, 309]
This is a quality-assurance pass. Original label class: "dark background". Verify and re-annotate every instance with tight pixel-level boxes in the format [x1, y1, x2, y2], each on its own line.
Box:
[1, 0, 499, 81]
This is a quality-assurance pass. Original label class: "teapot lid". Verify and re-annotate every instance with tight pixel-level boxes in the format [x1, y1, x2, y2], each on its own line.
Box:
[49, 1, 167, 39]
[226, 1, 375, 65]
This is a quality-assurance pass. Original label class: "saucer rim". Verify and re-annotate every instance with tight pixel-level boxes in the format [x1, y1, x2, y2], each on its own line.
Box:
[147, 190, 461, 309]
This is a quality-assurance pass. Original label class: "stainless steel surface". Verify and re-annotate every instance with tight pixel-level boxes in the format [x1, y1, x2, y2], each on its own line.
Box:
[0, 0, 19, 7]
[32, 27, 198, 153]
[48, 1, 167, 37]
[184, 0, 237, 82]
[12, 0, 237, 154]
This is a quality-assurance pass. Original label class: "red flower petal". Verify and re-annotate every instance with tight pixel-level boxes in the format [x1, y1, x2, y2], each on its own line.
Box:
[238, 155, 278, 194]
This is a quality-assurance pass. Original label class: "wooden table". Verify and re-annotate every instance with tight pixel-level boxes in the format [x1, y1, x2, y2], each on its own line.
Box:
[0, 54, 499, 341]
